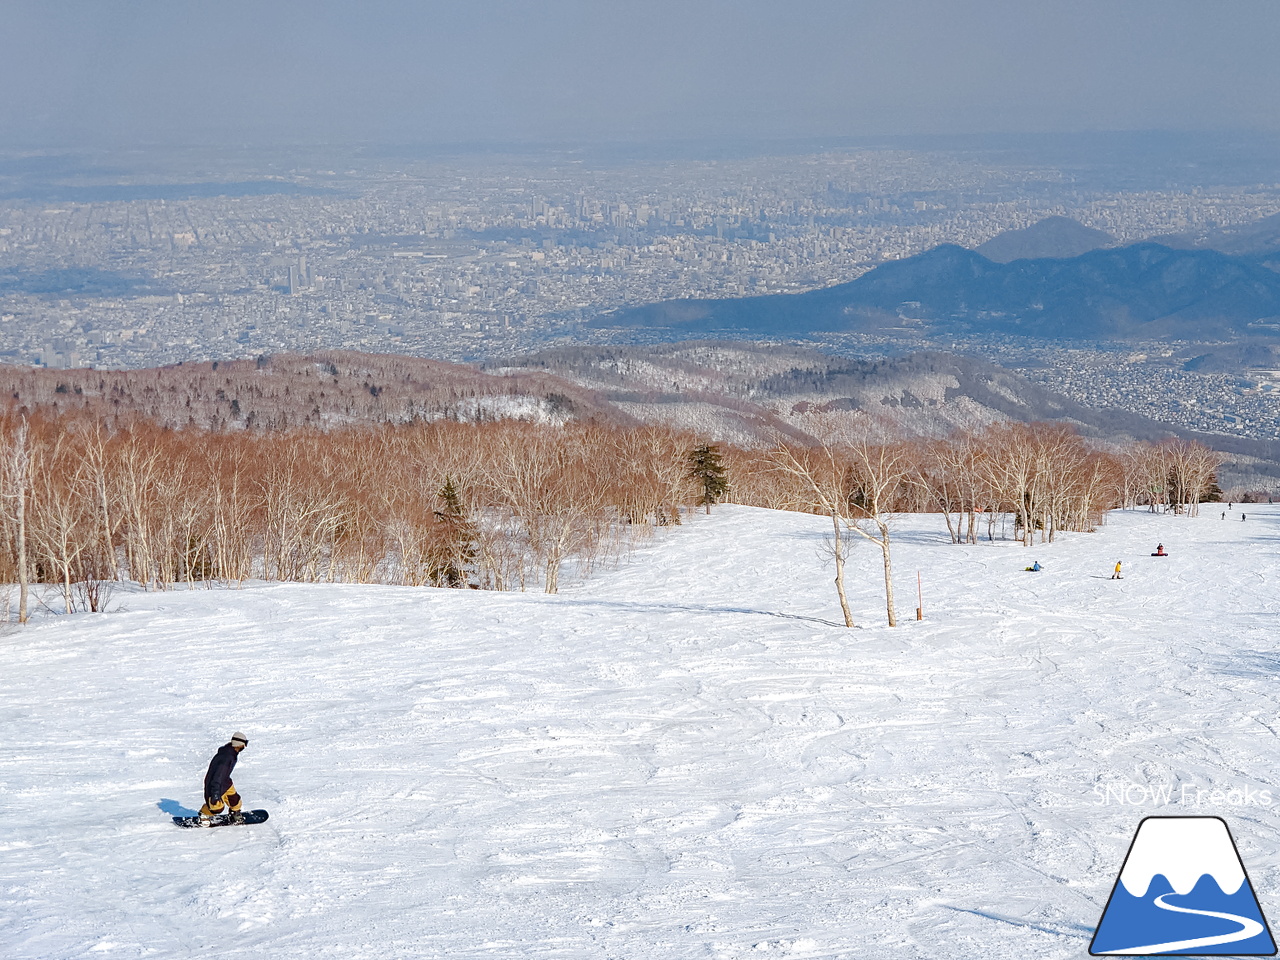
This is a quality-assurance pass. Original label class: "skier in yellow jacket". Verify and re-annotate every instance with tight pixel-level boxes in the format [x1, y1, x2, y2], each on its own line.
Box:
[1111, 561, 1123, 580]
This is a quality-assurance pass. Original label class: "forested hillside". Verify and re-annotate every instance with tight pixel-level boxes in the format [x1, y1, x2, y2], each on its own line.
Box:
[0, 345, 1240, 623]
[0, 351, 621, 430]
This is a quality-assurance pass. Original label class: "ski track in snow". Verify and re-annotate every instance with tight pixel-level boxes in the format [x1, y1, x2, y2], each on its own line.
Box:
[3, 505, 1280, 958]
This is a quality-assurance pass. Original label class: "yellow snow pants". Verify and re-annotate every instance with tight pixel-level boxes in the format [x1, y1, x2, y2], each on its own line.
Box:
[200, 784, 242, 817]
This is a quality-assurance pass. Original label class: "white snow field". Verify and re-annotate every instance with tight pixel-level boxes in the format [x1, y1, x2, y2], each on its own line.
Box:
[4, 504, 1280, 959]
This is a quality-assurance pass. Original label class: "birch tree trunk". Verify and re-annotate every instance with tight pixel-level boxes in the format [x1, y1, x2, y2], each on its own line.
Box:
[830, 511, 854, 628]
[5, 419, 32, 623]
[16, 446, 28, 623]
[879, 533, 896, 628]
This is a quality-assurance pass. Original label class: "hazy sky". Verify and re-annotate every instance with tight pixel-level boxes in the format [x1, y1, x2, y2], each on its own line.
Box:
[3, 0, 1279, 147]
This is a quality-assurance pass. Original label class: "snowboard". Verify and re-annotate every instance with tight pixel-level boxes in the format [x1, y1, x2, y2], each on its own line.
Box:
[174, 809, 269, 828]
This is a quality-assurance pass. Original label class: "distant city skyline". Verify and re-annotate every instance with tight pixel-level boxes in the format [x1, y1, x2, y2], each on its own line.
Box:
[3, 136, 1279, 445]
[2, 0, 1279, 147]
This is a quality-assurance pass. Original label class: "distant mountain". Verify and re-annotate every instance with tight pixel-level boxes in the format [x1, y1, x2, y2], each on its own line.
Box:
[975, 216, 1115, 262]
[1179, 341, 1280, 373]
[1154, 210, 1280, 257]
[495, 341, 1280, 489]
[597, 242, 1280, 341]
[504, 342, 1072, 445]
[496, 341, 1246, 443]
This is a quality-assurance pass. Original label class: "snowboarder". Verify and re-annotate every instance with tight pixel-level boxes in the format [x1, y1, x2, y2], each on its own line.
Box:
[1152, 543, 1167, 557]
[201, 732, 248, 821]
[1024, 560, 1042, 572]
[1242, 513, 1247, 521]
[1111, 561, 1123, 580]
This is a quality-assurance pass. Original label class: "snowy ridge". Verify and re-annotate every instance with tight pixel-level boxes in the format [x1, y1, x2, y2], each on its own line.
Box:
[1117, 818, 1246, 897]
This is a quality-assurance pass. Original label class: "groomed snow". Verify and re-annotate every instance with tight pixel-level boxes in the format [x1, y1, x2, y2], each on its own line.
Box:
[3, 504, 1280, 958]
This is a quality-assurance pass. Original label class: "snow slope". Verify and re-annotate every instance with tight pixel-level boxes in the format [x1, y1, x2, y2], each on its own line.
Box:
[4, 504, 1280, 959]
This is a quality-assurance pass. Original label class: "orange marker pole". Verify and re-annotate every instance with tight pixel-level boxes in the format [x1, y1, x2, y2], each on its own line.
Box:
[916, 570, 923, 621]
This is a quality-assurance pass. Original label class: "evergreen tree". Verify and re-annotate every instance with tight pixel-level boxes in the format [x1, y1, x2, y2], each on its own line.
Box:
[1203, 473, 1224, 503]
[431, 476, 478, 587]
[688, 444, 729, 515]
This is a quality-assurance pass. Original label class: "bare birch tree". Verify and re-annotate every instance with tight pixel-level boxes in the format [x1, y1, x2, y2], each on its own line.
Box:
[767, 439, 857, 628]
[2, 418, 32, 622]
[842, 437, 916, 627]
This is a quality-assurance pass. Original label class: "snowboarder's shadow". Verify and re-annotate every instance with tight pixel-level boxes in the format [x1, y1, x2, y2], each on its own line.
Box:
[158, 798, 198, 818]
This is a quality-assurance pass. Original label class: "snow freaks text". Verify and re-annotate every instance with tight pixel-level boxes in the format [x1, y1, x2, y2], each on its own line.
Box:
[1093, 783, 1274, 807]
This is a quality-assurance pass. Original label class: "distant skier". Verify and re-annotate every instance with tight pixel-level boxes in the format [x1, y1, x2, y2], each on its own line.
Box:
[1111, 561, 1123, 580]
[201, 732, 248, 821]
[1243, 514, 1247, 521]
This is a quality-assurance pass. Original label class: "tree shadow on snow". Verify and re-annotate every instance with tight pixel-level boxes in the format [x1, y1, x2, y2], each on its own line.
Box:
[557, 596, 848, 628]
[774, 528, 954, 547]
[939, 905, 1093, 940]
[158, 798, 198, 818]
[1213, 651, 1280, 679]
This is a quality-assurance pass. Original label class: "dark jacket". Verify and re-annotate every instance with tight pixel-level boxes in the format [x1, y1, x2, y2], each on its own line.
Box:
[204, 743, 239, 800]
